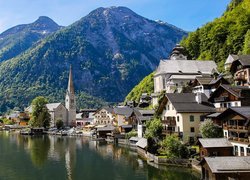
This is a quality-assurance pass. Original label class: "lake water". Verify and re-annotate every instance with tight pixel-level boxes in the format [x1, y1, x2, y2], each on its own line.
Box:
[0, 131, 200, 180]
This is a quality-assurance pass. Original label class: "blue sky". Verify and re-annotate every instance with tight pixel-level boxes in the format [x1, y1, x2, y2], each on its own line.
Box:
[0, 0, 231, 33]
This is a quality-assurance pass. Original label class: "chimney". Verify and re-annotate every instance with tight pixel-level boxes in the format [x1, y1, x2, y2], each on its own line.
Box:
[195, 92, 202, 104]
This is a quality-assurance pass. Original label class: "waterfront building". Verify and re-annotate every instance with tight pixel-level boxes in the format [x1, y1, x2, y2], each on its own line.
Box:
[198, 138, 233, 159]
[46, 103, 68, 127]
[157, 93, 215, 143]
[94, 107, 114, 125]
[65, 65, 76, 127]
[200, 156, 250, 180]
[217, 107, 250, 156]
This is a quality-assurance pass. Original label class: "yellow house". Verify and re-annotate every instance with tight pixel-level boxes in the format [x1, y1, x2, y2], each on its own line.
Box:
[157, 93, 215, 143]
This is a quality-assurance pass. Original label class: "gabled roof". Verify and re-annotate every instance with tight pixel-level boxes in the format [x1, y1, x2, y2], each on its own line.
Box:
[208, 85, 250, 102]
[195, 76, 213, 85]
[164, 93, 215, 113]
[218, 107, 250, 120]
[230, 55, 250, 72]
[46, 103, 62, 111]
[204, 156, 250, 173]
[95, 107, 113, 114]
[113, 107, 134, 117]
[198, 138, 232, 148]
[225, 54, 239, 65]
[155, 60, 217, 76]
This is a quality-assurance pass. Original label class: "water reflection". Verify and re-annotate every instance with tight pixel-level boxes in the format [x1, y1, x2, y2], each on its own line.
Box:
[0, 132, 200, 180]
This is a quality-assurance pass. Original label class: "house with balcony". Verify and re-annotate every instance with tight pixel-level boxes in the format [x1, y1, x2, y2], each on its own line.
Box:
[157, 93, 215, 143]
[192, 76, 229, 98]
[217, 107, 250, 156]
[230, 55, 250, 86]
[208, 84, 250, 113]
[93, 107, 114, 125]
[113, 107, 136, 133]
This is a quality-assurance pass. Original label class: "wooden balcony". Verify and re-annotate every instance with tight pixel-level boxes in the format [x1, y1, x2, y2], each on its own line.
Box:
[228, 137, 250, 144]
[162, 119, 176, 126]
[214, 96, 229, 102]
[224, 124, 249, 132]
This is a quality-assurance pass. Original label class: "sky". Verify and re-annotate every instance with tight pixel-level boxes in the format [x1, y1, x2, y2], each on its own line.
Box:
[0, 0, 231, 33]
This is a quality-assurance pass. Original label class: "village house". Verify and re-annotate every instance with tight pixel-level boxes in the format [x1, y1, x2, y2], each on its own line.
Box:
[200, 156, 250, 180]
[157, 93, 215, 143]
[153, 44, 217, 106]
[230, 55, 250, 86]
[224, 54, 240, 71]
[208, 84, 250, 113]
[46, 103, 68, 127]
[192, 76, 229, 98]
[113, 106, 136, 133]
[217, 107, 250, 156]
[198, 138, 233, 159]
[134, 109, 154, 138]
[94, 107, 114, 125]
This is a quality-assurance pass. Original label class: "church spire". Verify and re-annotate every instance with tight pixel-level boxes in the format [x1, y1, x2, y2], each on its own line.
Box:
[67, 65, 74, 94]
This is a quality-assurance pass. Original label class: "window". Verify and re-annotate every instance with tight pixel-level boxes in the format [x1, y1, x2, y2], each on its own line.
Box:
[190, 127, 195, 132]
[190, 115, 194, 122]
[177, 116, 179, 122]
[167, 105, 170, 110]
[234, 146, 238, 156]
[240, 147, 244, 155]
[235, 102, 238, 107]
[224, 131, 227, 137]
[172, 105, 174, 110]
[189, 137, 194, 143]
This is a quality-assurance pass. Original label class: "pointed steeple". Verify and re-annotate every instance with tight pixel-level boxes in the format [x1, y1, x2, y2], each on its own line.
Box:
[67, 65, 74, 94]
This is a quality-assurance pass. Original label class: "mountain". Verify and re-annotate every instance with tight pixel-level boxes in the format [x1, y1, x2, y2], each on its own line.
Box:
[180, 0, 250, 71]
[0, 16, 62, 62]
[125, 0, 250, 103]
[0, 6, 187, 113]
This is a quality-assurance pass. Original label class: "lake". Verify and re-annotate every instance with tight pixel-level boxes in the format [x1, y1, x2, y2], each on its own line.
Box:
[0, 131, 200, 180]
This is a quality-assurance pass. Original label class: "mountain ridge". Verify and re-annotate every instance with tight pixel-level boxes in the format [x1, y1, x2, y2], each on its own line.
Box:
[0, 6, 187, 113]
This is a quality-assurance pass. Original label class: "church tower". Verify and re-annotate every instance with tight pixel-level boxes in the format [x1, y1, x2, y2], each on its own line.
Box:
[65, 65, 76, 126]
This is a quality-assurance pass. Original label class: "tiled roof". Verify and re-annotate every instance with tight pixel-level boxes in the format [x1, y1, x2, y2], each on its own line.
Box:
[204, 156, 250, 173]
[199, 138, 232, 148]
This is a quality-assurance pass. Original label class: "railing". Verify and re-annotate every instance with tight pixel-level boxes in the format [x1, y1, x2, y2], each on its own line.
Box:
[162, 120, 176, 126]
[214, 96, 229, 102]
[228, 137, 250, 144]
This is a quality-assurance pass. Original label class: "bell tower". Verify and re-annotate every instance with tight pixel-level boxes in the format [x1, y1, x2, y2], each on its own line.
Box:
[65, 65, 76, 126]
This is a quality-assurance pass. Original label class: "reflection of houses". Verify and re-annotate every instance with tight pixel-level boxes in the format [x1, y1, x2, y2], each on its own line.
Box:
[217, 107, 250, 156]
[198, 138, 233, 159]
[200, 156, 250, 180]
[230, 55, 250, 86]
[153, 44, 217, 98]
[208, 85, 250, 113]
[157, 93, 215, 143]
[94, 107, 114, 125]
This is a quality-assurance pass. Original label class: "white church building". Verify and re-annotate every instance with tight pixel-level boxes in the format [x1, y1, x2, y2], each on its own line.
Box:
[152, 44, 218, 106]
[26, 66, 76, 127]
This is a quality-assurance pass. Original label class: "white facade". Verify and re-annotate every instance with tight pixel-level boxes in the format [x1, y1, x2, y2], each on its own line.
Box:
[94, 108, 114, 125]
[65, 66, 76, 126]
[47, 103, 67, 127]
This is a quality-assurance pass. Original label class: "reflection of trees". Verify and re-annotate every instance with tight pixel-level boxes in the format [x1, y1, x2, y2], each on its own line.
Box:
[29, 136, 50, 168]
